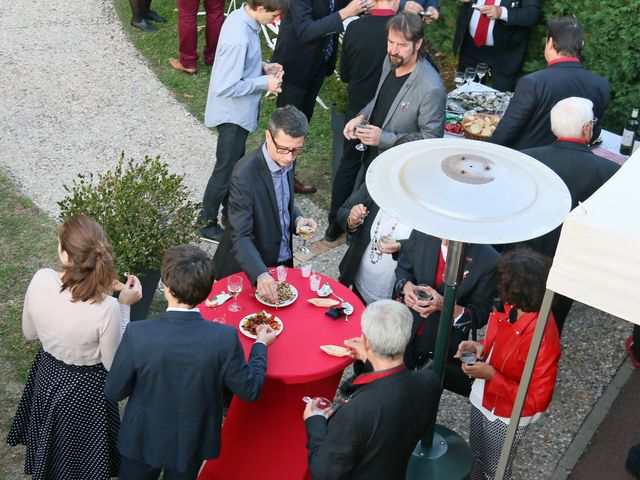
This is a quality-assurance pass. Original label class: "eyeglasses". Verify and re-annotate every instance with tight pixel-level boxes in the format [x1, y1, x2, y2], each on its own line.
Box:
[589, 116, 598, 126]
[269, 131, 304, 156]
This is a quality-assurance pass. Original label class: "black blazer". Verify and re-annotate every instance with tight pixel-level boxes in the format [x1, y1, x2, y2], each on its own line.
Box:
[305, 368, 440, 480]
[453, 0, 540, 76]
[272, 0, 349, 86]
[104, 311, 267, 473]
[516, 140, 621, 257]
[213, 146, 301, 284]
[490, 61, 611, 150]
[394, 232, 499, 341]
[337, 184, 407, 289]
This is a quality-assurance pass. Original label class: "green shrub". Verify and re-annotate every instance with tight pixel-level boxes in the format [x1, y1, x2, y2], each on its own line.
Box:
[58, 153, 201, 274]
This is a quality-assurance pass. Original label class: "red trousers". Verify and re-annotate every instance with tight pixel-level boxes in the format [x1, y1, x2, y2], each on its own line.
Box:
[177, 0, 224, 69]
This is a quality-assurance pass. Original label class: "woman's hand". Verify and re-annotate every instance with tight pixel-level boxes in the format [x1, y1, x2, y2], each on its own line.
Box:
[462, 361, 496, 380]
[114, 275, 142, 306]
[455, 340, 485, 360]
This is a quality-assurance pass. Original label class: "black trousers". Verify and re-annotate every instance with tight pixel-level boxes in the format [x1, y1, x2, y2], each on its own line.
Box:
[201, 122, 249, 224]
[120, 456, 201, 480]
[277, 70, 327, 123]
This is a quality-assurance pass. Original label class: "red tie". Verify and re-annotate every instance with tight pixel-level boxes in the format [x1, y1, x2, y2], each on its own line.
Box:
[473, 0, 495, 48]
[434, 250, 446, 289]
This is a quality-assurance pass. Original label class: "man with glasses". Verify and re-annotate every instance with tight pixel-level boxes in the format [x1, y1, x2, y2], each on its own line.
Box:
[511, 96, 619, 334]
[213, 106, 317, 303]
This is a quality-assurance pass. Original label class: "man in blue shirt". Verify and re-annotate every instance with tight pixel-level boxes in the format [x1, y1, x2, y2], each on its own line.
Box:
[213, 106, 317, 303]
[201, 0, 288, 243]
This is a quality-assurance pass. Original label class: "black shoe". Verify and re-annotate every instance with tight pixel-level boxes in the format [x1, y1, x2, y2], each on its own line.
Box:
[324, 222, 342, 242]
[131, 18, 157, 32]
[146, 10, 167, 22]
[201, 224, 224, 244]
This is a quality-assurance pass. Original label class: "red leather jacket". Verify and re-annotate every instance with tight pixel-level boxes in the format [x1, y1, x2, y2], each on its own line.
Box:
[480, 307, 561, 418]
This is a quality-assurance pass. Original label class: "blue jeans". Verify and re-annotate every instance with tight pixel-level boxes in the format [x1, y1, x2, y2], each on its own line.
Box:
[201, 123, 249, 224]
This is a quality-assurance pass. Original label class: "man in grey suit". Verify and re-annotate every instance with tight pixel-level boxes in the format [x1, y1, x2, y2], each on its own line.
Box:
[342, 12, 445, 161]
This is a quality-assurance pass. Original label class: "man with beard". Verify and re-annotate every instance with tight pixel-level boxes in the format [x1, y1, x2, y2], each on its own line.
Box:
[342, 12, 445, 173]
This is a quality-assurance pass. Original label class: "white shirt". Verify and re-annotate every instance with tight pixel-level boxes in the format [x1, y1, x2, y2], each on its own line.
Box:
[354, 210, 412, 304]
[468, 0, 509, 47]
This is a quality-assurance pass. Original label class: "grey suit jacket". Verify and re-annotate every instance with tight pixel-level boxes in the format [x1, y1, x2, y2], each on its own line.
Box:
[360, 56, 445, 151]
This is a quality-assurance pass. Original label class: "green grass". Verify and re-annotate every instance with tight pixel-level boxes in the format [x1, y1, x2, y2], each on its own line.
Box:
[112, 0, 351, 209]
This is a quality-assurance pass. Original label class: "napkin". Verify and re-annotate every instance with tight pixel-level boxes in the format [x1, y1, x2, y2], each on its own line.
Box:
[325, 306, 345, 320]
[205, 292, 232, 308]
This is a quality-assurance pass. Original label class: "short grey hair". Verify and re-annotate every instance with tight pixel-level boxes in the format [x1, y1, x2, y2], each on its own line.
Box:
[268, 105, 309, 139]
[550, 97, 593, 138]
[361, 300, 413, 359]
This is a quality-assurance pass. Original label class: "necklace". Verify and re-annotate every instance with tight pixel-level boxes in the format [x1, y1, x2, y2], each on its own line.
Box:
[368, 216, 397, 264]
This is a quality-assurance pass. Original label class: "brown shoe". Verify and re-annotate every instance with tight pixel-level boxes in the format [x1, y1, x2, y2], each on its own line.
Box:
[294, 178, 317, 194]
[168, 58, 196, 74]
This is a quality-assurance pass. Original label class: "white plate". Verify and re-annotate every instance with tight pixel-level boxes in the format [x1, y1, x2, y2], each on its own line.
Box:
[255, 283, 298, 307]
[239, 313, 284, 339]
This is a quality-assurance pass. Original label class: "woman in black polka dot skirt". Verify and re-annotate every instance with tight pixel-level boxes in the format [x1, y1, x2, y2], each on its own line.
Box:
[454, 248, 562, 480]
[6, 215, 142, 479]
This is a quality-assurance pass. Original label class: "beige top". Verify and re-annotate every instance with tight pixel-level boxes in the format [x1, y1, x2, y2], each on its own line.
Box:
[22, 268, 121, 370]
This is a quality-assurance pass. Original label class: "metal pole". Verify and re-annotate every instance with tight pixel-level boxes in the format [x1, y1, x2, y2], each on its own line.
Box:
[494, 289, 556, 480]
[421, 240, 467, 448]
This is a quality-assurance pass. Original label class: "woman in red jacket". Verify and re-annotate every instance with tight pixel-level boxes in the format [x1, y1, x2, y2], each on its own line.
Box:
[455, 247, 561, 480]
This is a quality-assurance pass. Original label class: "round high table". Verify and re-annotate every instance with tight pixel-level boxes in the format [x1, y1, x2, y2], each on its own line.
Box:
[197, 269, 364, 480]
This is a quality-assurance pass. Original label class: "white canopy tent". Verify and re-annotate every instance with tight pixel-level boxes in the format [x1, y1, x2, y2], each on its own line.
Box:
[547, 150, 640, 325]
[496, 149, 640, 478]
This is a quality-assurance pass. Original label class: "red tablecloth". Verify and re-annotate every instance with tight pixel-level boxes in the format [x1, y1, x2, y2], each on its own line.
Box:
[197, 269, 364, 480]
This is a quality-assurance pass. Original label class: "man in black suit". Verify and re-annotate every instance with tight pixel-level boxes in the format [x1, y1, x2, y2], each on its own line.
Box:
[213, 106, 317, 303]
[394, 233, 499, 394]
[518, 96, 620, 333]
[490, 16, 611, 150]
[272, 0, 368, 194]
[105, 245, 277, 480]
[304, 300, 440, 480]
[453, 0, 540, 92]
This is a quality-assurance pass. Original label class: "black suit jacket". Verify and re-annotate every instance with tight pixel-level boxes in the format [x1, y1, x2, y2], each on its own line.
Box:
[104, 311, 267, 473]
[337, 184, 407, 289]
[272, 0, 348, 87]
[213, 146, 301, 284]
[490, 61, 611, 150]
[516, 140, 620, 257]
[305, 368, 440, 480]
[454, 0, 540, 77]
[394, 232, 499, 358]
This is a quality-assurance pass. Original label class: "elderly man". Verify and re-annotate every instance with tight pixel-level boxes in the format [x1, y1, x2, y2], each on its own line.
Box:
[453, 0, 540, 92]
[213, 106, 317, 303]
[490, 17, 610, 150]
[516, 96, 620, 333]
[304, 300, 440, 480]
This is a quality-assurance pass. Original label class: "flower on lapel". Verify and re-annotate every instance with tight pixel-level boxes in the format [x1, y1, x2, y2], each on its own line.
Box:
[400, 102, 409, 110]
[462, 270, 470, 280]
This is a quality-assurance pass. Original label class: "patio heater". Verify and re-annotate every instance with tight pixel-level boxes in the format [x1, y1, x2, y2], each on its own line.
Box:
[366, 138, 571, 479]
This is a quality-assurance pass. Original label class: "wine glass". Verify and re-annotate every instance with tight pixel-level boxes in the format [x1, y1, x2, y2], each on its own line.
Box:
[464, 67, 476, 86]
[454, 71, 465, 90]
[298, 224, 315, 254]
[476, 63, 488, 84]
[227, 275, 243, 312]
[355, 121, 369, 152]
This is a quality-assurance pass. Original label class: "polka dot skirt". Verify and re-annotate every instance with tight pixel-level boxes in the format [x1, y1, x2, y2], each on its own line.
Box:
[6, 349, 121, 479]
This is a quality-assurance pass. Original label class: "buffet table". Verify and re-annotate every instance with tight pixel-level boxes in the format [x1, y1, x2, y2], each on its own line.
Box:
[197, 269, 364, 480]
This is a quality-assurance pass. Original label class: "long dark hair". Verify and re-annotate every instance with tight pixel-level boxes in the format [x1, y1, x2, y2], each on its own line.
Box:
[386, 12, 439, 71]
[58, 215, 116, 303]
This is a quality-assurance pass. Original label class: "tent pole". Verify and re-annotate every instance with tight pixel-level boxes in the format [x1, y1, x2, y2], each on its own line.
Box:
[494, 288, 556, 480]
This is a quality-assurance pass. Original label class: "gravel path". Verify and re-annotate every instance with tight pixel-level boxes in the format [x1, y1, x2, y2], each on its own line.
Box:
[0, 0, 631, 478]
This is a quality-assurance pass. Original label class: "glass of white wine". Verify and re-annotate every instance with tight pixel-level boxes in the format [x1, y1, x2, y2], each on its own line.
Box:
[464, 67, 476, 86]
[454, 71, 465, 90]
[355, 121, 369, 152]
[298, 224, 315, 254]
[227, 275, 243, 312]
[476, 63, 488, 84]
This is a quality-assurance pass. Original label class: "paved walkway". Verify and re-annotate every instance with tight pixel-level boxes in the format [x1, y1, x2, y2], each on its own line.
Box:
[0, 1, 636, 479]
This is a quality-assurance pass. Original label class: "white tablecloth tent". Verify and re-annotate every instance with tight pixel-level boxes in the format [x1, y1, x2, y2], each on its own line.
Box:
[547, 150, 640, 325]
[496, 149, 639, 478]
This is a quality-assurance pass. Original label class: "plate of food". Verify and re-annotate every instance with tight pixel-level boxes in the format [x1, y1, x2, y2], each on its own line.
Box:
[239, 311, 284, 339]
[255, 282, 298, 307]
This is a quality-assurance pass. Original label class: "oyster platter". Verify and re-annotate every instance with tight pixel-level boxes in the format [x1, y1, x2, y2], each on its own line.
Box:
[447, 90, 512, 115]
